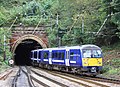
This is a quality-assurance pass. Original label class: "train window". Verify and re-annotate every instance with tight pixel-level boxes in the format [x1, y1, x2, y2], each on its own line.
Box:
[70, 52, 74, 60]
[55, 52, 58, 58]
[34, 51, 37, 58]
[58, 52, 64, 60]
[52, 51, 65, 59]
[58, 52, 61, 58]
[52, 52, 54, 58]
[43, 52, 48, 59]
[61, 52, 64, 59]
[32, 52, 34, 58]
[39, 51, 41, 59]
[52, 52, 57, 58]
[70, 52, 74, 55]
[83, 50, 92, 58]
[83, 50, 102, 58]
[92, 50, 102, 58]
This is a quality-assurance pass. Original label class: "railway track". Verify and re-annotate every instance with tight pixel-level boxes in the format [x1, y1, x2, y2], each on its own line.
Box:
[32, 70, 68, 87]
[32, 67, 120, 87]
[30, 67, 69, 87]
[81, 75, 120, 85]
[12, 66, 69, 87]
[12, 66, 35, 87]
[10, 66, 120, 87]
[11, 67, 20, 87]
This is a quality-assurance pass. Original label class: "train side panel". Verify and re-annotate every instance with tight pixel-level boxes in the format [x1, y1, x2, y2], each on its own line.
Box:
[51, 50, 66, 66]
[69, 49, 82, 67]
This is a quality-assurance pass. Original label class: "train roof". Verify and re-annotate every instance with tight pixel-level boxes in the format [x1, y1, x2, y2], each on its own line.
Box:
[80, 44, 101, 50]
[31, 44, 101, 52]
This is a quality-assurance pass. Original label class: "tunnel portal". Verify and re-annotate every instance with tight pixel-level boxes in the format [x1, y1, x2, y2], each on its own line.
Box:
[14, 39, 42, 66]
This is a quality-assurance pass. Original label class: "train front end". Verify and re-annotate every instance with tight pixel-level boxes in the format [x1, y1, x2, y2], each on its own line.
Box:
[81, 45, 102, 75]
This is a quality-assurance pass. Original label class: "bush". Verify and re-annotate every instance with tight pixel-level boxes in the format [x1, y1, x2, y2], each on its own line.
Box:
[107, 68, 120, 75]
[101, 65, 111, 73]
[111, 59, 120, 68]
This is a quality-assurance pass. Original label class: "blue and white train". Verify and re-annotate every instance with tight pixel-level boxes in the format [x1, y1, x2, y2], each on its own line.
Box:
[30, 44, 103, 75]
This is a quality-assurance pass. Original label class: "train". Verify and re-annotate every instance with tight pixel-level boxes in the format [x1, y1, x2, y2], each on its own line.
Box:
[30, 44, 103, 76]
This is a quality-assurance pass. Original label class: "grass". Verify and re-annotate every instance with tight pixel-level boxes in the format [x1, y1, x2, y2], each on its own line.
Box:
[0, 62, 10, 73]
[102, 67, 120, 79]
[0, 56, 10, 73]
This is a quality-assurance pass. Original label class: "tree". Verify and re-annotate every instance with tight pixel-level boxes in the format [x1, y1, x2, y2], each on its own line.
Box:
[0, 28, 12, 62]
[96, 0, 120, 46]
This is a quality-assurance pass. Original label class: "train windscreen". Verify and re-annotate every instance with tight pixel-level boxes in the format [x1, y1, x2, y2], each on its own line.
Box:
[83, 49, 102, 58]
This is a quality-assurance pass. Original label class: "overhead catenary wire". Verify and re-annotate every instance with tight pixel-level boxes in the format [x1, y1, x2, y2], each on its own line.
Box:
[66, 14, 81, 35]
[96, 11, 120, 36]
[8, 17, 18, 31]
[96, 15, 110, 35]
[32, 16, 43, 34]
[1, 1, 120, 36]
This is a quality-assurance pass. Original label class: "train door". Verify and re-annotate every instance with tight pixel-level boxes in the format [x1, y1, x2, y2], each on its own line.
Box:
[38, 51, 41, 63]
[49, 50, 52, 65]
[42, 50, 49, 64]
[37, 51, 39, 63]
[69, 49, 82, 66]
[30, 51, 33, 60]
[65, 50, 69, 66]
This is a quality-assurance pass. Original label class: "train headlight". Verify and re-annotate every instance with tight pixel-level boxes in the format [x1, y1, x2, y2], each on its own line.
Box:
[91, 67, 96, 72]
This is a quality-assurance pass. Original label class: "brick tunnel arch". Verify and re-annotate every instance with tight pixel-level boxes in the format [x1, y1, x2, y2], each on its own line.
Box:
[11, 34, 47, 65]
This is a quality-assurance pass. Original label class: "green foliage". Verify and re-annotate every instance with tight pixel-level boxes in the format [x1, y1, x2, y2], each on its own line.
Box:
[0, 61, 10, 73]
[21, 16, 44, 26]
[47, 0, 104, 46]
[102, 57, 120, 75]
[98, 0, 120, 46]
[111, 59, 120, 68]
[101, 42, 120, 78]
[0, 28, 12, 63]
[102, 65, 111, 73]
[46, 28, 58, 47]
[0, 0, 120, 46]
[102, 66, 120, 76]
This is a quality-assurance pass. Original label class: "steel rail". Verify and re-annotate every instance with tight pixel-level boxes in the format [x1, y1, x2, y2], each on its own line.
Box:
[20, 66, 35, 87]
[11, 67, 20, 87]
[31, 75, 50, 87]
[25, 66, 50, 87]
[34, 67, 116, 87]
[31, 69, 69, 87]
[50, 71, 110, 87]
[84, 76, 120, 85]
[32, 68, 92, 87]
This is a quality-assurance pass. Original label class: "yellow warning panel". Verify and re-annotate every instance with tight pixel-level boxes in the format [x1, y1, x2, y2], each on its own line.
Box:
[82, 58, 102, 66]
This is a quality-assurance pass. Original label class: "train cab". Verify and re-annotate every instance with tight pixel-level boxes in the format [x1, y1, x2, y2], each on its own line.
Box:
[81, 45, 102, 74]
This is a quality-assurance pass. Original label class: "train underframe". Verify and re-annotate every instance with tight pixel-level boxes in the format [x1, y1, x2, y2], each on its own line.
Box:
[31, 60, 102, 76]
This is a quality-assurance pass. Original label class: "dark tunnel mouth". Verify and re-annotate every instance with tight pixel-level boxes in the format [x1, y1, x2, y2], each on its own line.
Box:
[14, 39, 42, 66]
